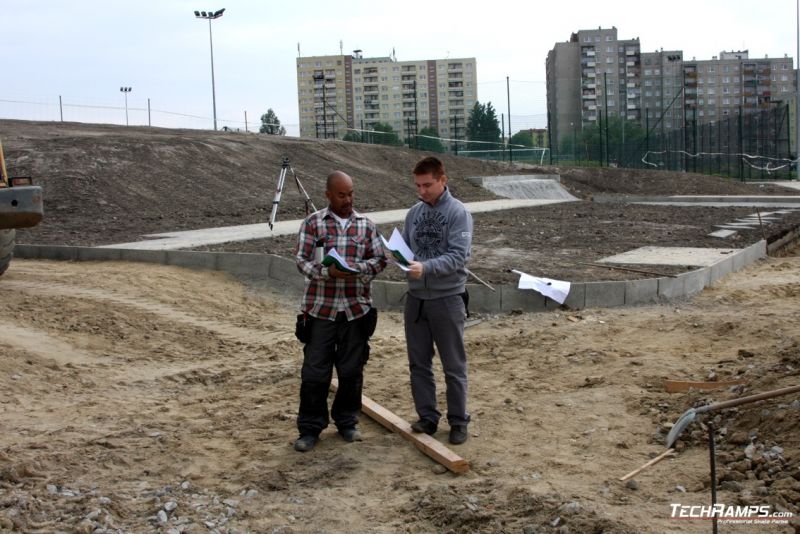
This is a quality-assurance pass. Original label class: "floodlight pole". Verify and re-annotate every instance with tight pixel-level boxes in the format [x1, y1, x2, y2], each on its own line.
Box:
[120, 87, 132, 126]
[194, 8, 225, 131]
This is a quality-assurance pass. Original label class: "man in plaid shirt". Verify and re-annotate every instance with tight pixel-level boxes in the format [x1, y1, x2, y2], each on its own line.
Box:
[293, 171, 386, 452]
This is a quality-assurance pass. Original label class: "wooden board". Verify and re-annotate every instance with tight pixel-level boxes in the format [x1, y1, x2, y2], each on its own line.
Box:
[664, 379, 743, 393]
[331, 379, 469, 474]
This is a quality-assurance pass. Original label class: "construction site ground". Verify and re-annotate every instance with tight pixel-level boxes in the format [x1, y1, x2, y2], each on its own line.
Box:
[1, 120, 799, 532]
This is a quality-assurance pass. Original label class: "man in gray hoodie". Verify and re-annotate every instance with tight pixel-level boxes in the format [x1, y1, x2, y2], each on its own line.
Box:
[402, 156, 473, 445]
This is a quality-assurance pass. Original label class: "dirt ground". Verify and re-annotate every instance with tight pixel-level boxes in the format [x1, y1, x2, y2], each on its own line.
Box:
[1, 119, 800, 532]
[1, 250, 799, 533]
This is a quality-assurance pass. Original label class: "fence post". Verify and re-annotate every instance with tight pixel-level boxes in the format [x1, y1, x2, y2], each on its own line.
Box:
[59, 95, 63, 122]
[738, 107, 744, 181]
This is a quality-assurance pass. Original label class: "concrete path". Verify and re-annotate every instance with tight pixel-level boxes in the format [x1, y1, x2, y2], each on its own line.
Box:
[100, 198, 572, 251]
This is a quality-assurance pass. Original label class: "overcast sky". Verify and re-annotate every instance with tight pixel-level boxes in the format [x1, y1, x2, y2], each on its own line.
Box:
[3, 0, 797, 135]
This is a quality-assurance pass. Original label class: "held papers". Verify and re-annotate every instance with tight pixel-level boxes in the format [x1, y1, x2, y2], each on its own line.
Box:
[322, 248, 360, 274]
[511, 269, 571, 304]
[380, 228, 415, 272]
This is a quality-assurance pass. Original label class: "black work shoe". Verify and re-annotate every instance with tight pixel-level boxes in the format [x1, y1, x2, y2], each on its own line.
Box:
[338, 427, 363, 442]
[410, 419, 437, 435]
[293, 435, 318, 452]
[449, 425, 468, 445]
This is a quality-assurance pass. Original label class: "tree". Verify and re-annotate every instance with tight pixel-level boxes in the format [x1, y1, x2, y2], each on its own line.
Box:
[370, 122, 402, 146]
[342, 131, 361, 142]
[259, 109, 286, 135]
[510, 130, 535, 147]
[466, 101, 502, 151]
[415, 127, 445, 153]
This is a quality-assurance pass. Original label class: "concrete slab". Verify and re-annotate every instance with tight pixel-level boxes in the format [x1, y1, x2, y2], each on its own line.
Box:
[165, 250, 218, 271]
[468, 284, 502, 314]
[500, 284, 547, 312]
[679, 268, 711, 296]
[469, 175, 578, 201]
[658, 276, 686, 300]
[77, 247, 122, 262]
[599, 246, 738, 267]
[709, 256, 734, 283]
[381, 281, 408, 308]
[120, 249, 167, 264]
[99, 198, 573, 251]
[624, 278, 659, 305]
[708, 229, 737, 239]
[584, 280, 626, 308]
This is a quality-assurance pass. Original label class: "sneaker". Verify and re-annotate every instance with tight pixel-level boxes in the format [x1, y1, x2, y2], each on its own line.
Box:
[449, 425, 468, 445]
[339, 427, 363, 442]
[293, 435, 318, 452]
[410, 419, 438, 435]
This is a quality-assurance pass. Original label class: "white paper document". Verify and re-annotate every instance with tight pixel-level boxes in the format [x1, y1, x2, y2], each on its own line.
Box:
[511, 269, 571, 304]
[381, 228, 415, 271]
[322, 247, 360, 273]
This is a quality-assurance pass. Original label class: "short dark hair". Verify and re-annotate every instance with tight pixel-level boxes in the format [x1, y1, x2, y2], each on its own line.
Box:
[412, 156, 446, 179]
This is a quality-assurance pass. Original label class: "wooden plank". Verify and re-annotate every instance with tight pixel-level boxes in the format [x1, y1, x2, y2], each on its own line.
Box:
[331, 379, 469, 474]
[664, 379, 744, 393]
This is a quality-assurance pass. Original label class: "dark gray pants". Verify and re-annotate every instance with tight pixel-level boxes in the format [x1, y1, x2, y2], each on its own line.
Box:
[297, 312, 370, 437]
[404, 293, 469, 426]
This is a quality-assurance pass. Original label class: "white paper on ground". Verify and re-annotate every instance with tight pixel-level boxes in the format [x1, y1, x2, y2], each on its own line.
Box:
[511, 269, 571, 304]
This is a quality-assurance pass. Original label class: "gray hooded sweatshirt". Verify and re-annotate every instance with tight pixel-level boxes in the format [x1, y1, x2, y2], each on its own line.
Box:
[402, 188, 473, 299]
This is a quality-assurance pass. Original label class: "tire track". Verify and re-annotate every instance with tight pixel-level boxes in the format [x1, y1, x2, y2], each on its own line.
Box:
[1, 279, 294, 346]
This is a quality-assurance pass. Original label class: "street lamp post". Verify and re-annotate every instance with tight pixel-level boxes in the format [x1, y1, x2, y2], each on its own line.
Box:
[194, 8, 225, 131]
[120, 87, 132, 126]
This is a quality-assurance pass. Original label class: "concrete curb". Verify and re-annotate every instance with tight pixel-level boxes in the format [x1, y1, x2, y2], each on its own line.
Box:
[13, 240, 768, 313]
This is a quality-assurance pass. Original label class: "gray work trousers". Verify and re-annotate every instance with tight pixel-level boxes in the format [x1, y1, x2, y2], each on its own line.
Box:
[404, 293, 470, 426]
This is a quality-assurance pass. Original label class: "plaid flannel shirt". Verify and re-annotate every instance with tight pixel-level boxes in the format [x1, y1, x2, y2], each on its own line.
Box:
[296, 208, 386, 321]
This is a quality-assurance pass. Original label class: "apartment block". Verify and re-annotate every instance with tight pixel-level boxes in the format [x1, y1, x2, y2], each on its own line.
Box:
[547, 27, 796, 146]
[682, 51, 794, 124]
[296, 52, 478, 142]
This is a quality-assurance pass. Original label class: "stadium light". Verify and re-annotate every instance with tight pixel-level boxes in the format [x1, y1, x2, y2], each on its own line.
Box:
[120, 86, 132, 126]
[194, 8, 225, 131]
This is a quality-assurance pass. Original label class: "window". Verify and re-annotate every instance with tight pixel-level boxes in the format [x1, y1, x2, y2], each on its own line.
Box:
[644, 69, 652, 75]
[606, 57, 613, 63]
[709, 66, 715, 73]
[654, 68, 660, 75]
[606, 35, 612, 41]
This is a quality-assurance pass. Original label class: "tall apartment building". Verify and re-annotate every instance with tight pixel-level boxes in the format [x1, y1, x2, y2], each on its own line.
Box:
[296, 52, 478, 142]
[547, 27, 795, 146]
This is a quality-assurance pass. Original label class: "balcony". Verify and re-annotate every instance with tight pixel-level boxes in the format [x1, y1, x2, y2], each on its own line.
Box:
[448, 72, 463, 79]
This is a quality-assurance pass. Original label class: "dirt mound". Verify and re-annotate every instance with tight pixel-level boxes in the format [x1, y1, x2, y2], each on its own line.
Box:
[3, 119, 797, 251]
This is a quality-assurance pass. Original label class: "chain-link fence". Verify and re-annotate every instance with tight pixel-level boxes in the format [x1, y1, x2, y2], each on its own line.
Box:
[552, 103, 795, 181]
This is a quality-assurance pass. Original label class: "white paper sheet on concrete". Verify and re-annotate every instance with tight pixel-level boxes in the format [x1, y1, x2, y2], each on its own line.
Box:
[511, 269, 571, 304]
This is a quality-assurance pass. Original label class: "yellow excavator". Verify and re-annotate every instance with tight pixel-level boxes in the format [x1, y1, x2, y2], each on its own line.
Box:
[0, 140, 43, 276]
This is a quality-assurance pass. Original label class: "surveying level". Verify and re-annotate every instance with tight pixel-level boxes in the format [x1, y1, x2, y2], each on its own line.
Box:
[268, 156, 317, 230]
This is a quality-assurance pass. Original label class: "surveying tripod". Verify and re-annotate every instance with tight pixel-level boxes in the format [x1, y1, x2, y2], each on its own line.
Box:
[268, 157, 317, 230]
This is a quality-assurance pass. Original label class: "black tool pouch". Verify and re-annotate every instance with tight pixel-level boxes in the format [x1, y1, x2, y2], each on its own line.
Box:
[295, 313, 312, 344]
[460, 289, 470, 318]
[362, 307, 378, 338]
